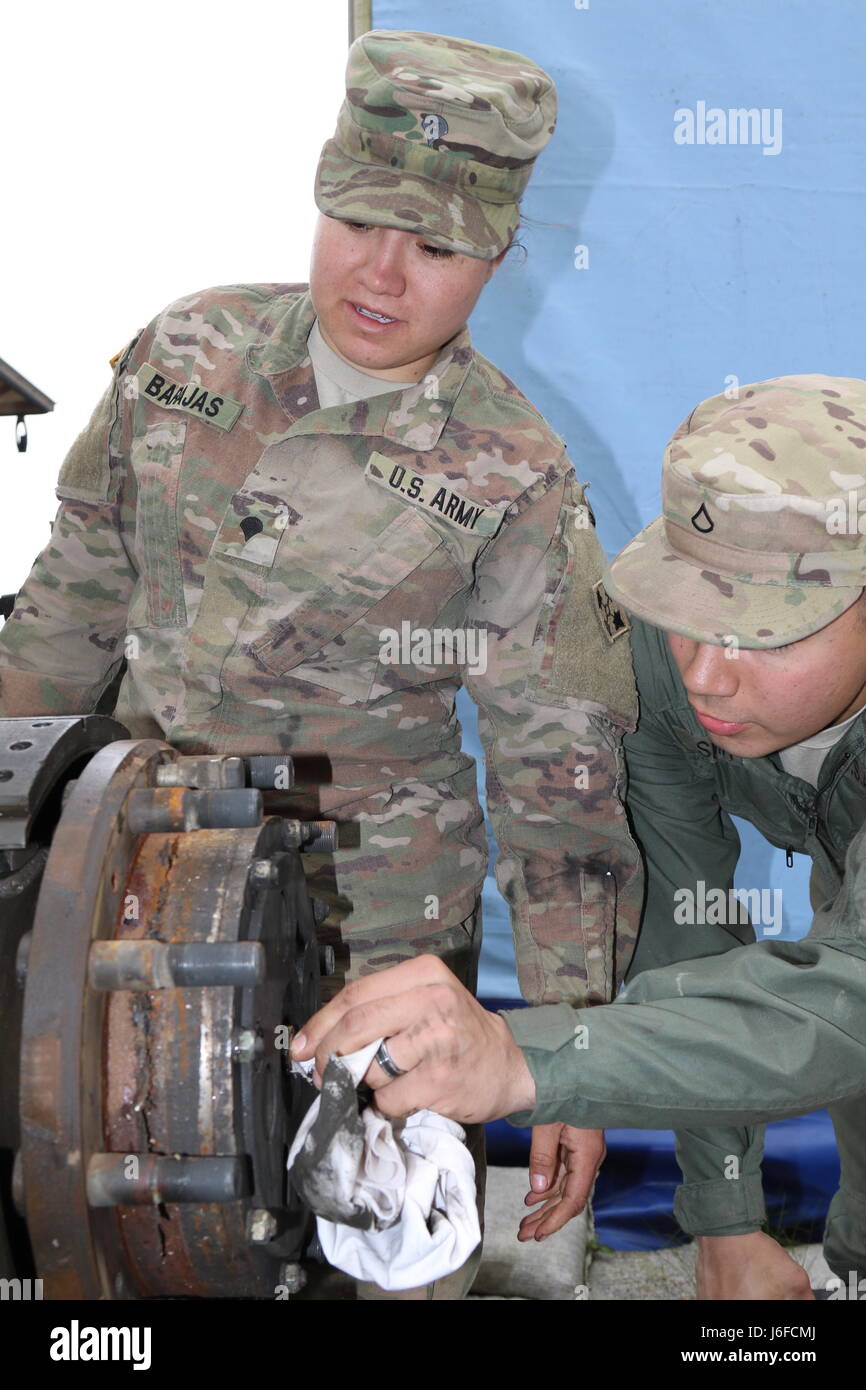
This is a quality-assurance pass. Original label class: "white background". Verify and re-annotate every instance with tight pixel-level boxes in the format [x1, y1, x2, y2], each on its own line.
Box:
[1, 0, 348, 593]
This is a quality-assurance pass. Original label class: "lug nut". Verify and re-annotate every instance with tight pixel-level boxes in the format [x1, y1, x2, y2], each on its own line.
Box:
[248, 755, 295, 791]
[156, 756, 245, 789]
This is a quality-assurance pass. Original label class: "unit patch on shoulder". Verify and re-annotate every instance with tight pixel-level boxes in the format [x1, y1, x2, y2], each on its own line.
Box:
[136, 363, 243, 432]
[593, 580, 630, 643]
[365, 452, 504, 538]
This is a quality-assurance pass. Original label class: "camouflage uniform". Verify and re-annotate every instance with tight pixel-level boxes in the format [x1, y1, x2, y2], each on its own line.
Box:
[0, 30, 642, 1298]
[0, 281, 640, 1002]
[502, 377, 866, 1284]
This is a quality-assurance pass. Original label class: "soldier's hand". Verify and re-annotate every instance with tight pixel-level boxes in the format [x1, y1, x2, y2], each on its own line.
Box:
[518, 1124, 606, 1241]
[291, 955, 537, 1123]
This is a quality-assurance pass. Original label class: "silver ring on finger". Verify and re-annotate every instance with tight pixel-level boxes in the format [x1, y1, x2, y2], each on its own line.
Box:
[375, 1037, 407, 1079]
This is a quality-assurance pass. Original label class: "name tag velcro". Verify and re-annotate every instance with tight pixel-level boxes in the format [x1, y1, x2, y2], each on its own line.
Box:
[136, 364, 243, 432]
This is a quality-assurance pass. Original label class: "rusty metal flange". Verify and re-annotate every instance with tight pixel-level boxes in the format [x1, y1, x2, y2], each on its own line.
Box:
[0, 715, 127, 1280]
[18, 740, 323, 1299]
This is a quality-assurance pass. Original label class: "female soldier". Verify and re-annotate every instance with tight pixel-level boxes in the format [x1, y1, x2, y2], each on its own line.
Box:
[0, 29, 641, 1298]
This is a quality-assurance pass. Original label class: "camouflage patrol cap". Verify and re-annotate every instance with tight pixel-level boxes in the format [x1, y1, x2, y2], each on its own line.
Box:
[605, 375, 866, 649]
[314, 29, 557, 259]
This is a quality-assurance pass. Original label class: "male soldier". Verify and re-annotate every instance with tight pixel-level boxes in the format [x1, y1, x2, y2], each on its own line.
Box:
[0, 30, 641, 1298]
[294, 375, 866, 1301]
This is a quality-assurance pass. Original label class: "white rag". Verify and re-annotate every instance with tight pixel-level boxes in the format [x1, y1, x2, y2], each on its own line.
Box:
[287, 1039, 480, 1290]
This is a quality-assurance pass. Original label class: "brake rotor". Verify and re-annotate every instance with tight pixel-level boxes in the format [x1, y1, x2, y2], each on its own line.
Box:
[17, 740, 328, 1299]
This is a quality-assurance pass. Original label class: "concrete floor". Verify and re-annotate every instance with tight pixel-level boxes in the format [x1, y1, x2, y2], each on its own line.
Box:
[470, 1166, 589, 1300]
[297, 1167, 837, 1300]
[473, 1168, 837, 1301]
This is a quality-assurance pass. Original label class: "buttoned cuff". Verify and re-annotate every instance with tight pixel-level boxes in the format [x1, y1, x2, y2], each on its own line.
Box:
[674, 1175, 767, 1237]
[501, 1003, 770, 1235]
[499, 1003, 583, 1127]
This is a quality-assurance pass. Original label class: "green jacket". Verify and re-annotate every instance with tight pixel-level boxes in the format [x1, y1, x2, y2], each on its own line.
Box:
[504, 616, 866, 1236]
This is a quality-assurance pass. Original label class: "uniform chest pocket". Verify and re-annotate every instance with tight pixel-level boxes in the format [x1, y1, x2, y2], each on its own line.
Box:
[185, 469, 470, 711]
[128, 417, 188, 628]
[248, 504, 455, 700]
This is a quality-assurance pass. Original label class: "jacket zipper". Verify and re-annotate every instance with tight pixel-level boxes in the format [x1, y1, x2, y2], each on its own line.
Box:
[786, 807, 818, 866]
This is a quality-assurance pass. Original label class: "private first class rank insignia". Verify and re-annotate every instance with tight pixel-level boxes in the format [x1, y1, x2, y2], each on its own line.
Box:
[136, 364, 244, 431]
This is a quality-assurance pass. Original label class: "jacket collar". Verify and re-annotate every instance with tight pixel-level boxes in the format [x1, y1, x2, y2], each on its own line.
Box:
[246, 288, 475, 451]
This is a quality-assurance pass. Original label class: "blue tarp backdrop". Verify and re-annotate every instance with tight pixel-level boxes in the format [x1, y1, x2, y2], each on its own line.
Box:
[370, 0, 859, 1244]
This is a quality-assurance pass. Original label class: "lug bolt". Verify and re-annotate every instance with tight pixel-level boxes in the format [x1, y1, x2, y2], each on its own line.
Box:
[232, 1028, 261, 1063]
[250, 858, 277, 886]
[15, 930, 31, 987]
[247, 1208, 278, 1244]
[278, 1262, 307, 1296]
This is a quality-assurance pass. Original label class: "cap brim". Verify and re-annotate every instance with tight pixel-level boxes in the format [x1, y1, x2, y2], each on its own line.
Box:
[314, 140, 514, 260]
[605, 516, 863, 648]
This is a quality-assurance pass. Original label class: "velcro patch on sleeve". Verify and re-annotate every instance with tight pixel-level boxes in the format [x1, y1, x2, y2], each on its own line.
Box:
[365, 451, 504, 538]
[55, 383, 116, 503]
[544, 539, 638, 728]
[136, 364, 243, 432]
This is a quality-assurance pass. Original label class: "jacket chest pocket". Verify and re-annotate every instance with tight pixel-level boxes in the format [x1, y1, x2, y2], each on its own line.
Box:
[250, 503, 461, 702]
[186, 481, 461, 708]
[128, 418, 188, 628]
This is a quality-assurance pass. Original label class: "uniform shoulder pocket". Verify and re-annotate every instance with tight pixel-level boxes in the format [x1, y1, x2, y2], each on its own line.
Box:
[527, 484, 638, 729]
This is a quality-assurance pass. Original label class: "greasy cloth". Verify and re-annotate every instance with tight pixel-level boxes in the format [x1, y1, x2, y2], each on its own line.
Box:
[288, 1040, 480, 1290]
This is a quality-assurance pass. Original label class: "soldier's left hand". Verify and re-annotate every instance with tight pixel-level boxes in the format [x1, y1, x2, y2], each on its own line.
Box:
[291, 954, 537, 1123]
[518, 1124, 606, 1241]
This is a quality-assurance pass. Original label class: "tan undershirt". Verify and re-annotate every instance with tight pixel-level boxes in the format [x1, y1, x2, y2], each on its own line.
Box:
[307, 319, 417, 407]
